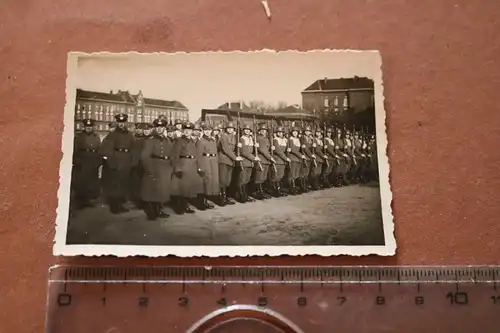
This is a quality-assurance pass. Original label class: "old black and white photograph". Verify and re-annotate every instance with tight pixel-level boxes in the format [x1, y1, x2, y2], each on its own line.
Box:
[54, 50, 394, 256]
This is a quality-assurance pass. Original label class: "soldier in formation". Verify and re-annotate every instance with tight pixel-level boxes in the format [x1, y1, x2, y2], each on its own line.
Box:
[72, 113, 379, 220]
[72, 119, 102, 209]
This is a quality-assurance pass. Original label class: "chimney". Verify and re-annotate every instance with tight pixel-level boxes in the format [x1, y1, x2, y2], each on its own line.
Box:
[110, 90, 113, 94]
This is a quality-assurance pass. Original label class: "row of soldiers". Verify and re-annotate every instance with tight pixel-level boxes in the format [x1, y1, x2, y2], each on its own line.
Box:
[72, 113, 378, 221]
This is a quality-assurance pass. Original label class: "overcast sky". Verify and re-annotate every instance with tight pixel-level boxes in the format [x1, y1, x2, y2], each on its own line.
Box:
[73, 50, 381, 121]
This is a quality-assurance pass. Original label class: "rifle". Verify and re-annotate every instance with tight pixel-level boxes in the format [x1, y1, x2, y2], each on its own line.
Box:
[236, 112, 243, 171]
[253, 115, 263, 171]
[310, 124, 318, 168]
[323, 122, 329, 168]
[269, 119, 277, 173]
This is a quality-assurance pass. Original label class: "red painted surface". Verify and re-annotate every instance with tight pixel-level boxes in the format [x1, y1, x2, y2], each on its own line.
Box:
[1, 0, 500, 332]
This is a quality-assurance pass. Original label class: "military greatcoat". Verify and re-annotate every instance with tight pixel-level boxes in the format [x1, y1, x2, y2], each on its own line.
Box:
[196, 135, 220, 196]
[72, 131, 102, 200]
[140, 134, 173, 203]
[100, 128, 136, 198]
[171, 136, 203, 198]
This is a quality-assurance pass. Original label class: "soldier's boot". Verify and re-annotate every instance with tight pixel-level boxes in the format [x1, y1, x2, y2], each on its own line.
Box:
[213, 189, 226, 207]
[308, 177, 315, 190]
[183, 198, 196, 214]
[204, 195, 215, 209]
[155, 202, 170, 218]
[298, 178, 306, 193]
[263, 183, 273, 199]
[237, 187, 245, 203]
[253, 184, 264, 200]
[234, 187, 245, 203]
[275, 181, 286, 197]
[173, 200, 185, 215]
[223, 187, 236, 205]
[109, 197, 125, 214]
[289, 179, 297, 195]
[294, 179, 303, 194]
[193, 194, 207, 211]
[244, 185, 256, 202]
[268, 182, 279, 197]
[144, 202, 157, 221]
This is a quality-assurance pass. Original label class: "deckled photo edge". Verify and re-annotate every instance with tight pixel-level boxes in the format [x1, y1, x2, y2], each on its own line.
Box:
[53, 53, 79, 255]
[53, 49, 394, 258]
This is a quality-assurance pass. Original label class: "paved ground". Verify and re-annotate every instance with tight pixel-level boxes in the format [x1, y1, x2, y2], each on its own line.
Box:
[66, 183, 385, 246]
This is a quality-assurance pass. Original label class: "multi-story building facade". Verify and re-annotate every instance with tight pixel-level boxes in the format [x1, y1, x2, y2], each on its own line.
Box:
[301, 77, 375, 127]
[74, 89, 189, 136]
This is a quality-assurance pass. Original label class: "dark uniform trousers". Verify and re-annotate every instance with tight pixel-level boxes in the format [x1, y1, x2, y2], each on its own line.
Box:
[237, 135, 257, 202]
[100, 128, 136, 213]
[72, 132, 102, 208]
[299, 136, 313, 191]
[217, 133, 238, 205]
[285, 136, 302, 194]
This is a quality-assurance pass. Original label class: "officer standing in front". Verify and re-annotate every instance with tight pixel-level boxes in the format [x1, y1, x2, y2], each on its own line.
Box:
[100, 113, 136, 214]
[140, 118, 173, 220]
[72, 119, 102, 209]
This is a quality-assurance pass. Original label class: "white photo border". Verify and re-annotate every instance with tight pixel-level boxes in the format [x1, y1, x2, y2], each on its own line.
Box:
[53, 49, 395, 257]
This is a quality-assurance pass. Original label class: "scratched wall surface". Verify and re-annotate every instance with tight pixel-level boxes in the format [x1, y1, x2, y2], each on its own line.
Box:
[1, 0, 500, 332]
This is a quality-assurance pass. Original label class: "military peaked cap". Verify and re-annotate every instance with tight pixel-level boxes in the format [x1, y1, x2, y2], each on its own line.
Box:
[275, 127, 284, 133]
[82, 119, 95, 127]
[183, 122, 195, 129]
[153, 118, 167, 127]
[115, 113, 128, 122]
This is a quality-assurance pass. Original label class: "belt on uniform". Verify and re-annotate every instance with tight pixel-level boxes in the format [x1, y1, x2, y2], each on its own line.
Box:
[180, 155, 195, 159]
[80, 149, 97, 152]
[202, 153, 216, 157]
[152, 155, 169, 160]
[115, 148, 130, 152]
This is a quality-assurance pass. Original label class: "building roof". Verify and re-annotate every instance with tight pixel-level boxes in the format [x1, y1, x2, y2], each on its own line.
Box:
[76, 89, 135, 103]
[217, 101, 254, 112]
[76, 89, 187, 110]
[303, 77, 374, 92]
[144, 97, 187, 110]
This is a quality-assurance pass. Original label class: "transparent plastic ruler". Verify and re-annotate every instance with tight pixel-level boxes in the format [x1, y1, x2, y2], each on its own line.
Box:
[46, 265, 500, 332]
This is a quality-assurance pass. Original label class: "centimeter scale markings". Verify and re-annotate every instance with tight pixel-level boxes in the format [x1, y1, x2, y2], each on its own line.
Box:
[46, 266, 500, 333]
